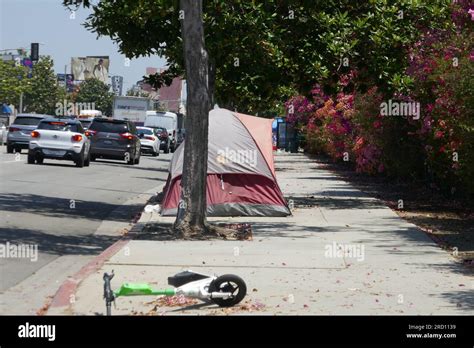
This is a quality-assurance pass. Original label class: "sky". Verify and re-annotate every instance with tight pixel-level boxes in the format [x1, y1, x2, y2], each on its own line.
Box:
[0, 0, 168, 93]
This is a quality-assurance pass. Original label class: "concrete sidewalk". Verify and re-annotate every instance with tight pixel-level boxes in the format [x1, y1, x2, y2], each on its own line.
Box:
[47, 153, 473, 315]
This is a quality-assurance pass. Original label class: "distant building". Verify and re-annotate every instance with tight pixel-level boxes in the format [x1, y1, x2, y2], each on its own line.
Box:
[138, 67, 186, 114]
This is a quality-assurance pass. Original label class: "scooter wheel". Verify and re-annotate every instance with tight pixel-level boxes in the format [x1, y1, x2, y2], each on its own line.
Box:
[209, 274, 247, 307]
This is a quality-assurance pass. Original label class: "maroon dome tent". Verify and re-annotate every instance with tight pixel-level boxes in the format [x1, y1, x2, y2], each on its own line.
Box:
[160, 108, 291, 217]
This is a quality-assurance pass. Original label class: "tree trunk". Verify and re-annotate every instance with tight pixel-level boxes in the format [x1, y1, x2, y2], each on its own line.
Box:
[173, 0, 210, 237]
[173, 0, 243, 240]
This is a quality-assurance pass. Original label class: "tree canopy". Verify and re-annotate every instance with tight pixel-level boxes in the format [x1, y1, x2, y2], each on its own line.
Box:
[0, 56, 65, 114]
[65, 0, 453, 114]
[0, 60, 31, 107]
[74, 78, 114, 116]
[24, 56, 65, 115]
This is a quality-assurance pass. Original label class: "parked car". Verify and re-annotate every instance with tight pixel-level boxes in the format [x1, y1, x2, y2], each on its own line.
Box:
[176, 128, 185, 148]
[28, 118, 91, 167]
[6, 114, 50, 153]
[0, 123, 7, 146]
[136, 126, 160, 157]
[144, 111, 178, 152]
[150, 126, 171, 153]
[86, 118, 141, 165]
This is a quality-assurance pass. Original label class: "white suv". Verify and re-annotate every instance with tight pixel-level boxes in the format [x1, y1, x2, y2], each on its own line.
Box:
[137, 126, 160, 156]
[28, 118, 91, 167]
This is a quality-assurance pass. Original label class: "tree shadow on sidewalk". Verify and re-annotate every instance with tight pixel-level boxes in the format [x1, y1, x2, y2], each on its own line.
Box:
[0, 227, 119, 256]
[438, 289, 474, 312]
[287, 195, 386, 210]
[0, 193, 143, 222]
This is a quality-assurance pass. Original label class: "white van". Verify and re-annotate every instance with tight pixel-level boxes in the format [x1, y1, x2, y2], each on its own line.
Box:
[145, 111, 178, 151]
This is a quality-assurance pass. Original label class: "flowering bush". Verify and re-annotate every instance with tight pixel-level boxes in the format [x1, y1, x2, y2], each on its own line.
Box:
[291, 89, 354, 162]
[284, 95, 316, 125]
[350, 88, 385, 174]
[284, 1, 473, 198]
[408, 0, 474, 195]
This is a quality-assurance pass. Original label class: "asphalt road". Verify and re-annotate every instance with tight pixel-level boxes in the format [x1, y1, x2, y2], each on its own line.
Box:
[0, 146, 170, 296]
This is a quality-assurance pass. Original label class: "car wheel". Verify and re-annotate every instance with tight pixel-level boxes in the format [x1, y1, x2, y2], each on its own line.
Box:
[152, 150, 158, 157]
[27, 152, 35, 164]
[75, 150, 85, 167]
[7, 144, 14, 153]
[90, 154, 96, 162]
[126, 153, 134, 165]
[164, 145, 170, 154]
[84, 151, 90, 167]
[134, 154, 140, 165]
[14, 148, 21, 154]
[36, 156, 44, 164]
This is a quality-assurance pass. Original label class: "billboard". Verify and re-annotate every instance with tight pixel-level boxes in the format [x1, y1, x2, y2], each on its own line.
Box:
[71, 56, 110, 83]
[111, 75, 123, 96]
[57, 74, 75, 93]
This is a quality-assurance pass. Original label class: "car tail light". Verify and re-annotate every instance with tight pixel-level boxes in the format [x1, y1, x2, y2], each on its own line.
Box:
[31, 131, 40, 138]
[9, 127, 20, 132]
[160, 131, 168, 138]
[120, 132, 134, 140]
[71, 134, 83, 142]
[145, 136, 155, 141]
[85, 130, 97, 136]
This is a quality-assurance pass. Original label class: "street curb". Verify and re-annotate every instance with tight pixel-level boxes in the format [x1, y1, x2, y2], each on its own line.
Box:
[47, 237, 131, 310]
[46, 184, 166, 314]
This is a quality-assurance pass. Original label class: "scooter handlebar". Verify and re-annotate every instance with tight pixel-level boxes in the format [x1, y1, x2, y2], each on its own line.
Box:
[103, 271, 115, 303]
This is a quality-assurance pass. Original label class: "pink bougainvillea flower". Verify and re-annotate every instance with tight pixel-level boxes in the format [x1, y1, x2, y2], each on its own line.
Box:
[354, 136, 364, 149]
[468, 9, 474, 21]
[426, 104, 434, 113]
[373, 120, 382, 129]
[435, 131, 444, 139]
[443, 53, 453, 61]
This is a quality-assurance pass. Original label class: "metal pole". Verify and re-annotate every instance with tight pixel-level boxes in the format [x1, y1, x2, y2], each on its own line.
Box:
[19, 92, 23, 113]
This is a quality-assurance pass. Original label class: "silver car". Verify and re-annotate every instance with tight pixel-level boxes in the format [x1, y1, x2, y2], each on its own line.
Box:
[6, 114, 50, 153]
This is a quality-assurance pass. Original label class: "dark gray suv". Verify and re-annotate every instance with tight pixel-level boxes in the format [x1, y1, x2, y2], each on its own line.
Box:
[86, 118, 141, 165]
